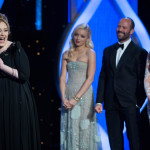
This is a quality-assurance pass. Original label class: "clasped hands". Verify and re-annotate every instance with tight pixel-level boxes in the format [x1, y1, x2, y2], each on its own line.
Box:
[63, 98, 78, 109]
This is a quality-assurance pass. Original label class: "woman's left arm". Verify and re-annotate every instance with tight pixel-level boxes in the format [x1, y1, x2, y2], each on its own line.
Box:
[144, 55, 150, 99]
[14, 42, 30, 81]
[144, 54, 150, 123]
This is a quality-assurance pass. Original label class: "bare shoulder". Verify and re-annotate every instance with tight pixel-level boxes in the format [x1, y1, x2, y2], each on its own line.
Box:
[86, 49, 96, 56]
[63, 50, 70, 59]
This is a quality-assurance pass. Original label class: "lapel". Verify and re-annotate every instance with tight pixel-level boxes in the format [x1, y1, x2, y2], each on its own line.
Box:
[117, 41, 134, 70]
[110, 43, 118, 72]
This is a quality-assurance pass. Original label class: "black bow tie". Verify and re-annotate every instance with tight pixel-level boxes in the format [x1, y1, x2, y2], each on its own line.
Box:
[116, 43, 124, 50]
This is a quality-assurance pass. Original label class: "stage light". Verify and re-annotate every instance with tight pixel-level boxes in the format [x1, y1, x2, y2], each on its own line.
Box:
[35, 0, 42, 30]
[0, 0, 4, 9]
[37, 52, 41, 55]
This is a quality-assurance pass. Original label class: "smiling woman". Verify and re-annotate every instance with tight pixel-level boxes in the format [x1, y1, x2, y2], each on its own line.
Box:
[0, 16, 10, 53]
[0, 13, 41, 150]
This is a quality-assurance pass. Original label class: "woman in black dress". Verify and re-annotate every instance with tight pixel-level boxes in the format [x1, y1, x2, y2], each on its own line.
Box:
[0, 13, 41, 150]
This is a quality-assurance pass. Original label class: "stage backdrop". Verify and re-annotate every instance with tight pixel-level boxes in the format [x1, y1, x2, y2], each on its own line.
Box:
[58, 0, 150, 149]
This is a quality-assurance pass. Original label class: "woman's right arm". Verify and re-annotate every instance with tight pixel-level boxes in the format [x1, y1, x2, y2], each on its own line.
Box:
[60, 53, 72, 109]
[60, 53, 67, 102]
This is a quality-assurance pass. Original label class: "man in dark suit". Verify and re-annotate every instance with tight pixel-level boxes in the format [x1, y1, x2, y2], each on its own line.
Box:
[95, 18, 148, 150]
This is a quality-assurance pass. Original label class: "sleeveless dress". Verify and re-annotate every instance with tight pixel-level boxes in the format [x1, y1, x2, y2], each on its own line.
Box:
[60, 61, 101, 150]
[144, 57, 150, 123]
[0, 42, 41, 150]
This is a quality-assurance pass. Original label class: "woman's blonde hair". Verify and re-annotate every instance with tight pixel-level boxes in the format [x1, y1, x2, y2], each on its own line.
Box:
[0, 13, 10, 33]
[68, 23, 94, 58]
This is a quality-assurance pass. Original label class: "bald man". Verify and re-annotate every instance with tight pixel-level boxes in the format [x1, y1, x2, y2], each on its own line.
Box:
[95, 18, 148, 150]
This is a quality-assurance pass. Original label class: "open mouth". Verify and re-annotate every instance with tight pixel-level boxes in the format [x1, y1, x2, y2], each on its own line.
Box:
[0, 37, 5, 43]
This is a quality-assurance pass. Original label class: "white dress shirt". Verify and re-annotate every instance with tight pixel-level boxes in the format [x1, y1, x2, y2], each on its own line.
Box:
[116, 38, 132, 66]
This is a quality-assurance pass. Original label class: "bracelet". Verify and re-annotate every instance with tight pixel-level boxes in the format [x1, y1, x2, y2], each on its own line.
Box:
[73, 96, 80, 101]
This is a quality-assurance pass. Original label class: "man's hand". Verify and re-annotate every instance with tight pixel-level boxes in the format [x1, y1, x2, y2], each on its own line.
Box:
[95, 104, 103, 113]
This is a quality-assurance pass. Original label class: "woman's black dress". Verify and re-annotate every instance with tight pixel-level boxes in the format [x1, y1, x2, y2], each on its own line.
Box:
[0, 42, 41, 150]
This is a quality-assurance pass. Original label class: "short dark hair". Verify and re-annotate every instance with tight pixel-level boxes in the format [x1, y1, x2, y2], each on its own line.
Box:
[126, 17, 135, 29]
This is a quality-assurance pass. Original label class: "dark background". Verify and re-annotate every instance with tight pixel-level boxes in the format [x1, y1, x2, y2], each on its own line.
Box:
[1, 0, 150, 149]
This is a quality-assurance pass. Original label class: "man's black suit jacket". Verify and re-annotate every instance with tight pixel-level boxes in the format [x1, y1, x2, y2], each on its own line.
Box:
[96, 41, 148, 110]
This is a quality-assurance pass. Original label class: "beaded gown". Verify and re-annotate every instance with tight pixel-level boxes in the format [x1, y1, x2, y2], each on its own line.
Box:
[60, 61, 101, 150]
[144, 56, 150, 123]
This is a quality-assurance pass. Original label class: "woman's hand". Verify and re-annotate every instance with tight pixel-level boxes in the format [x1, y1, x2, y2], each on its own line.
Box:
[69, 98, 78, 107]
[62, 99, 73, 109]
[0, 58, 4, 69]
